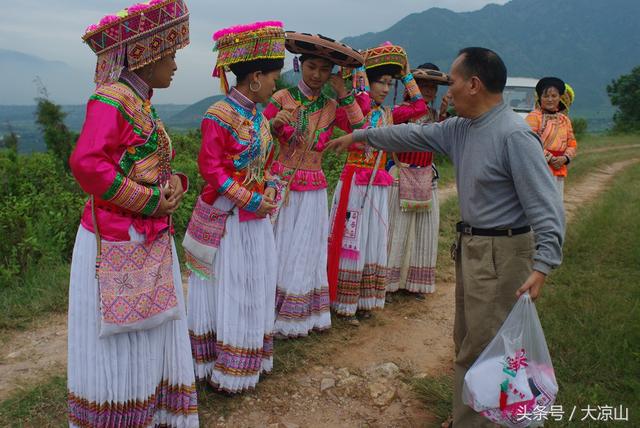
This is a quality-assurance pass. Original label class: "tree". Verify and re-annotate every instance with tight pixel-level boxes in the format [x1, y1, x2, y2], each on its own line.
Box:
[34, 80, 77, 172]
[1, 128, 18, 153]
[607, 66, 640, 133]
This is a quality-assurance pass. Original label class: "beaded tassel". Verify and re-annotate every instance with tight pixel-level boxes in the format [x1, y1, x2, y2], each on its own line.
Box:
[293, 56, 300, 73]
[156, 126, 172, 187]
[292, 107, 309, 148]
[243, 126, 267, 186]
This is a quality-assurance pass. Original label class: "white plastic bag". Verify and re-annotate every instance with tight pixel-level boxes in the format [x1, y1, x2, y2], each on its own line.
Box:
[463, 293, 558, 427]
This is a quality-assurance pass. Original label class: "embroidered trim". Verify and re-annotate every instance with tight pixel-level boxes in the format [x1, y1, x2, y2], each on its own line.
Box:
[217, 178, 262, 212]
[190, 331, 274, 376]
[336, 263, 388, 305]
[68, 381, 197, 427]
[101, 172, 160, 215]
[276, 286, 330, 320]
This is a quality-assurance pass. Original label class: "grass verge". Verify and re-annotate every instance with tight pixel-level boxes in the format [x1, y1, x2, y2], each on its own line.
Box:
[0, 375, 67, 426]
[0, 262, 69, 334]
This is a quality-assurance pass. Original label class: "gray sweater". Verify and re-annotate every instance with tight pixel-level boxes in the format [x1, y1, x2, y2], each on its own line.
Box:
[353, 102, 564, 274]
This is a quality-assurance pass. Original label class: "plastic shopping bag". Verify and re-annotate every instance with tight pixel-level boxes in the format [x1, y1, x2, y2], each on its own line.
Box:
[463, 293, 558, 427]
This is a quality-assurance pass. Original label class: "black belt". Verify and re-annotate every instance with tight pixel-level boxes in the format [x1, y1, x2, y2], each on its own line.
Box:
[456, 222, 531, 237]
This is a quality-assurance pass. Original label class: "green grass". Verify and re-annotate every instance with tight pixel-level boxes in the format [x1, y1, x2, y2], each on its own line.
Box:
[410, 374, 454, 424]
[540, 164, 640, 426]
[413, 162, 640, 426]
[0, 375, 67, 427]
[0, 262, 70, 334]
[577, 133, 640, 151]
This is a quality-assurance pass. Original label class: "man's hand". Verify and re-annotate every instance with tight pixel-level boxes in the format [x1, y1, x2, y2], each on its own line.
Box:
[329, 74, 348, 98]
[271, 110, 294, 129]
[439, 95, 450, 118]
[325, 133, 364, 153]
[516, 270, 546, 300]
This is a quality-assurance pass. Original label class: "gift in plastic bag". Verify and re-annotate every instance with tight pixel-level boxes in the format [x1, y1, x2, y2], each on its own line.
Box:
[463, 293, 558, 427]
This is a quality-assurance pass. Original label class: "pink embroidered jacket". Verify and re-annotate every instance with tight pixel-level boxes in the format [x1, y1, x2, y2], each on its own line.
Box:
[198, 88, 278, 222]
[263, 80, 368, 191]
[70, 70, 188, 242]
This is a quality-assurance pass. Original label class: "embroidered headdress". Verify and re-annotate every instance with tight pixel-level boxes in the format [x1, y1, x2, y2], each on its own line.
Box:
[363, 42, 407, 77]
[82, 0, 190, 86]
[212, 21, 286, 94]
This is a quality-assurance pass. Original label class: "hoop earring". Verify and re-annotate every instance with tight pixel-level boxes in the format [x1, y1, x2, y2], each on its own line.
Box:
[249, 80, 262, 93]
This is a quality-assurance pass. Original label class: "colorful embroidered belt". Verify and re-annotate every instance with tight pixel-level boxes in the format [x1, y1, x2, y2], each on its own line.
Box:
[346, 151, 387, 170]
[271, 161, 327, 191]
[278, 149, 323, 171]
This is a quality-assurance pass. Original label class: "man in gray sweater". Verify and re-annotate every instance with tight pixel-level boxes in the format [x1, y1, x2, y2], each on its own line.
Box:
[327, 47, 564, 427]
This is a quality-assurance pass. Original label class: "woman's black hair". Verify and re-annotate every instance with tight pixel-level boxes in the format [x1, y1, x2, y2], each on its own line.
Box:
[535, 77, 566, 99]
[366, 64, 402, 83]
[230, 58, 285, 84]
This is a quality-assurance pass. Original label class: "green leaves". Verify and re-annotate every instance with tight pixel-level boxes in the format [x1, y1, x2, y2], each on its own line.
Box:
[607, 66, 640, 133]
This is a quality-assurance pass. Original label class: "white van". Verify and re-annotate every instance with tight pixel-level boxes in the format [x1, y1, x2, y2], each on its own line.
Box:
[503, 77, 539, 118]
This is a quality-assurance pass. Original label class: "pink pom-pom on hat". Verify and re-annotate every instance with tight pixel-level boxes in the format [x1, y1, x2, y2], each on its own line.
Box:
[127, 3, 151, 14]
[85, 24, 99, 34]
[99, 15, 120, 26]
[213, 20, 283, 41]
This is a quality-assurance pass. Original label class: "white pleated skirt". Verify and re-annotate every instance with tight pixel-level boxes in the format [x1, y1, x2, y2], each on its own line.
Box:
[67, 225, 198, 428]
[387, 180, 440, 294]
[272, 189, 331, 337]
[329, 177, 389, 317]
[187, 196, 277, 393]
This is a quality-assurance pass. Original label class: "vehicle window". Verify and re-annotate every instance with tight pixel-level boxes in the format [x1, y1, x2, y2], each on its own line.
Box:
[503, 86, 536, 112]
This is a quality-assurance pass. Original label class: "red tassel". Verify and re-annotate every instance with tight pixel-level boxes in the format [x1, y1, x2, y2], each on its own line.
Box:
[327, 167, 356, 302]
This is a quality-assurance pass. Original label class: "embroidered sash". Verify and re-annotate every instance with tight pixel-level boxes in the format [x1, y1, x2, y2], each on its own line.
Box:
[182, 196, 233, 279]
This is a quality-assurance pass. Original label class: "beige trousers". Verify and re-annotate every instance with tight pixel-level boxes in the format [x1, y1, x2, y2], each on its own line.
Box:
[453, 232, 535, 427]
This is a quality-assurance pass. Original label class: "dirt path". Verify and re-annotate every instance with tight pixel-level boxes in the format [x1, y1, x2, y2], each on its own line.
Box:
[563, 158, 640, 222]
[581, 143, 640, 154]
[1, 156, 638, 426]
[0, 313, 67, 400]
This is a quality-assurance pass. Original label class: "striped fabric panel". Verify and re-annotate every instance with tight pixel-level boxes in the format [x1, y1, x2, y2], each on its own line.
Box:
[275, 286, 330, 320]
[217, 177, 262, 212]
[189, 330, 273, 376]
[102, 173, 160, 216]
[68, 381, 197, 427]
[336, 263, 387, 305]
[340, 93, 367, 129]
[403, 75, 422, 101]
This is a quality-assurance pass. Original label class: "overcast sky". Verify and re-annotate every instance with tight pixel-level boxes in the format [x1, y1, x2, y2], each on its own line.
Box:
[1, 0, 509, 104]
